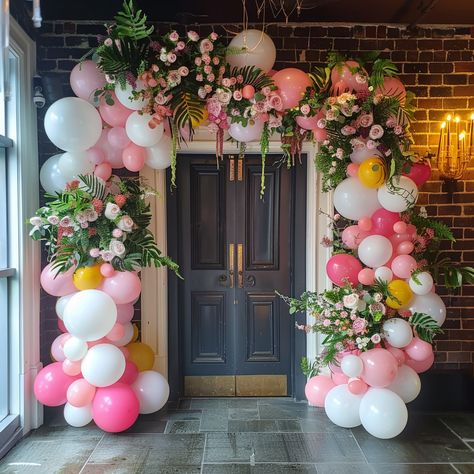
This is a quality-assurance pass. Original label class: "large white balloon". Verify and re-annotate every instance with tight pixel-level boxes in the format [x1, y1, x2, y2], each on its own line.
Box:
[382, 318, 413, 348]
[409, 293, 446, 326]
[341, 355, 363, 378]
[112, 322, 134, 347]
[386, 365, 421, 403]
[377, 176, 419, 213]
[44, 97, 102, 152]
[228, 119, 264, 143]
[63, 336, 88, 361]
[63, 289, 117, 342]
[81, 343, 125, 387]
[57, 151, 95, 180]
[115, 80, 147, 111]
[55, 293, 77, 320]
[359, 388, 408, 439]
[126, 112, 164, 147]
[145, 134, 172, 170]
[226, 29, 276, 73]
[64, 402, 93, 427]
[40, 154, 69, 194]
[132, 370, 170, 414]
[324, 384, 363, 428]
[358, 235, 393, 268]
[333, 177, 381, 221]
[374, 266, 393, 283]
[409, 272, 434, 296]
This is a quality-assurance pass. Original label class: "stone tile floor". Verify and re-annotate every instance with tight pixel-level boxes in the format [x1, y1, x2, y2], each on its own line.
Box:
[0, 398, 473, 473]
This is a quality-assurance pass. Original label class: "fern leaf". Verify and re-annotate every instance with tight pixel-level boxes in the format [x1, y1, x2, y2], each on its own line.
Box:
[78, 174, 107, 200]
[409, 312, 443, 343]
[171, 90, 205, 130]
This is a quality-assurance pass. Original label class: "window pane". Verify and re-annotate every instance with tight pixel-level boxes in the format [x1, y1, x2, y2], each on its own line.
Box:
[0, 277, 8, 422]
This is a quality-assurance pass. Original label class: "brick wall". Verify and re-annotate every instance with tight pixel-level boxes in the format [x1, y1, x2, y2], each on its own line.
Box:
[36, 20, 474, 372]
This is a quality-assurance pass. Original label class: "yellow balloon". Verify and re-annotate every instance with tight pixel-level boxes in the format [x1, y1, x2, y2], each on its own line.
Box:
[131, 323, 139, 343]
[386, 279, 413, 309]
[73, 264, 103, 290]
[358, 156, 386, 188]
[191, 108, 208, 128]
[126, 342, 154, 372]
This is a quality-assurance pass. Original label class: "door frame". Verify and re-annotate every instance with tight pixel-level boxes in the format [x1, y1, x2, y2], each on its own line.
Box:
[140, 133, 332, 400]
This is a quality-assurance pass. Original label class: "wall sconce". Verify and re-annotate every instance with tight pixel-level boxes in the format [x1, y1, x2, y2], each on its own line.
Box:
[436, 113, 473, 193]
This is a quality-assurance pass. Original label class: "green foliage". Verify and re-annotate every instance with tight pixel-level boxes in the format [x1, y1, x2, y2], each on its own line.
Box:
[113, 0, 154, 41]
[409, 312, 443, 343]
[369, 58, 398, 88]
[409, 213, 455, 242]
[171, 89, 205, 131]
[300, 357, 321, 378]
[78, 174, 107, 201]
[229, 66, 273, 91]
[309, 66, 331, 92]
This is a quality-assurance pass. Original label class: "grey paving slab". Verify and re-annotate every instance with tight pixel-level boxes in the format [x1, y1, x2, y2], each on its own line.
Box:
[315, 464, 373, 474]
[152, 409, 203, 422]
[370, 464, 458, 473]
[299, 414, 350, 434]
[258, 404, 320, 420]
[177, 399, 192, 409]
[228, 409, 260, 420]
[190, 399, 231, 409]
[165, 420, 201, 434]
[200, 409, 229, 432]
[228, 399, 259, 409]
[123, 418, 167, 434]
[227, 419, 301, 433]
[81, 464, 202, 474]
[455, 465, 474, 474]
[202, 464, 318, 473]
[438, 413, 474, 439]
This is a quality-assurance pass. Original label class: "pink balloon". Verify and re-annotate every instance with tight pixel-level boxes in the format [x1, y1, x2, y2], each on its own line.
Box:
[295, 115, 319, 130]
[268, 69, 277, 77]
[358, 268, 375, 286]
[272, 68, 312, 109]
[67, 379, 96, 407]
[331, 60, 368, 93]
[406, 224, 417, 238]
[347, 163, 359, 177]
[117, 361, 139, 385]
[376, 76, 406, 105]
[371, 209, 400, 237]
[331, 372, 349, 385]
[70, 60, 106, 102]
[116, 303, 135, 324]
[58, 319, 68, 333]
[100, 263, 115, 278]
[40, 263, 77, 297]
[99, 92, 133, 127]
[304, 375, 335, 407]
[123, 143, 146, 172]
[393, 221, 407, 234]
[86, 146, 106, 165]
[358, 216, 372, 232]
[313, 127, 328, 142]
[101, 271, 141, 305]
[342, 225, 369, 250]
[94, 162, 112, 181]
[87, 337, 107, 348]
[403, 337, 433, 362]
[385, 345, 406, 366]
[106, 323, 125, 342]
[92, 383, 139, 432]
[34, 362, 80, 406]
[51, 333, 71, 362]
[62, 359, 82, 376]
[405, 351, 434, 373]
[397, 241, 415, 255]
[391, 255, 418, 279]
[402, 162, 431, 187]
[332, 79, 349, 96]
[94, 128, 125, 169]
[360, 348, 398, 388]
[120, 347, 130, 359]
[326, 254, 362, 287]
[348, 377, 368, 395]
[390, 232, 413, 248]
[108, 127, 131, 149]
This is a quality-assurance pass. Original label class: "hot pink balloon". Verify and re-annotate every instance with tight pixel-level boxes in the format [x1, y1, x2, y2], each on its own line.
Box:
[70, 60, 106, 102]
[304, 375, 335, 407]
[106, 323, 125, 342]
[360, 348, 398, 388]
[120, 347, 130, 359]
[295, 115, 319, 130]
[358, 268, 375, 286]
[397, 241, 414, 255]
[101, 271, 142, 305]
[402, 162, 432, 187]
[331, 372, 349, 385]
[100, 263, 115, 278]
[376, 76, 406, 105]
[99, 92, 133, 128]
[51, 333, 71, 362]
[391, 254, 417, 279]
[62, 358, 82, 376]
[117, 361, 139, 385]
[326, 254, 362, 287]
[123, 143, 146, 172]
[40, 263, 77, 297]
[371, 209, 400, 237]
[272, 68, 312, 109]
[348, 377, 368, 395]
[108, 127, 131, 149]
[92, 383, 139, 432]
[347, 163, 359, 177]
[358, 216, 372, 232]
[116, 303, 135, 324]
[405, 351, 434, 373]
[403, 337, 433, 362]
[87, 146, 106, 165]
[390, 232, 413, 248]
[34, 362, 80, 406]
[94, 162, 112, 181]
[385, 345, 406, 366]
[393, 221, 407, 234]
[67, 379, 96, 407]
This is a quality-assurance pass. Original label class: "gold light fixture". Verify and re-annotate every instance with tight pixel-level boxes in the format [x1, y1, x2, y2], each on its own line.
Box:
[436, 113, 473, 193]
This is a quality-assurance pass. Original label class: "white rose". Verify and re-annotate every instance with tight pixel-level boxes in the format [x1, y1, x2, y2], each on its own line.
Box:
[343, 293, 359, 310]
[117, 215, 134, 232]
[104, 202, 121, 220]
[109, 239, 126, 257]
[369, 124, 384, 140]
[30, 216, 43, 226]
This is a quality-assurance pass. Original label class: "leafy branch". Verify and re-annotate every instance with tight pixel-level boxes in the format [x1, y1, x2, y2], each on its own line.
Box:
[113, 0, 154, 41]
[300, 356, 321, 378]
[409, 312, 443, 343]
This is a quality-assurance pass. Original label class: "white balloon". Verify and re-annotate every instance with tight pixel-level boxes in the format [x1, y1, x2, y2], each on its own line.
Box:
[350, 144, 383, 164]
[81, 343, 125, 387]
[386, 365, 421, 403]
[374, 266, 393, 283]
[382, 318, 413, 348]
[359, 388, 408, 439]
[44, 97, 102, 152]
[57, 151, 95, 180]
[63, 289, 117, 342]
[64, 402, 93, 427]
[132, 370, 170, 414]
[228, 119, 264, 143]
[324, 384, 363, 428]
[409, 293, 446, 326]
[112, 322, 134, 347]
[341, 355, 363, 378]
[55, 293, 77, 320]
[115, 80, 147, 111]
[145, 134, 172, 170]
[63, 336, 88, 361]
[226, 29, 276, 73]
[409, 272, 434, 296]
[333, 177, 381, 221]
[377, 176, 419, 213]
[40, 154, 69, 194]
[358, 235, 393, 268]
[126, 112, 164, 147]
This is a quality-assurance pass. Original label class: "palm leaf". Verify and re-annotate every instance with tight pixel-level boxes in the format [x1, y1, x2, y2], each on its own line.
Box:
[369, 58, 398, 88]
[171, 89, 205, 130]
[309, 66, 331, 92]
[229, 66, 273, 90]
[114, 0, 154, 41]
[409, 312, 443, 343]
[78, 174, 107, 201]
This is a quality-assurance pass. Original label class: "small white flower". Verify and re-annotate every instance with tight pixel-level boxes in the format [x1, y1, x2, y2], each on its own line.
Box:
[30, 216, 43, 226]
[369, 124, 384, 140]
[117, 215, 134, 232]
[109, 239, 126, 257]
[104, 202, 121, 220]
[47, 215, 59, 225]
[343, 293, 360, 310]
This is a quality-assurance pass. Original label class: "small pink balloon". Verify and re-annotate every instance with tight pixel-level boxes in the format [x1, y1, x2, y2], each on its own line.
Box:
[116, 303, 134, 324]
[51, 333, 71, 362]
[62, 358, 82, 376]
[123, 143, 146, 172]
[371, 209, 400, 238]
[268, 69, 277, 77]
[391, 254, 418, 279]
[331, 372, 349, 385]
[100, 263, 115, 278]
[117, 361, 139, 385]
[70, 60, 106, 102]
[326, 253, 363, 286]
[107, 323, 126, 342]
[358, 216, 372, 232]
[242, 84, 255, 99]
[360, 348, 398, 388]
[295, 115, 319, 131]
[40, 263, 77, 297]
[93, 128, 125, 169]
[406, 224, 417, 238]
[403, 337, 433, 362]
[389, 232, 413, 248]
[120, 347, 130, 359]
[313, 127, 328, 142]
[87, 337, 107, 348]
[405, 351, 434, 373]
[385, 345, 406, 367]
[108, 127, 131, 149]
[358, 268, 375, 286]
[304, 375, 335, 407]
[347, 163, 359, 177]
[272, 68, 312, 109]
[342, 225, 370, 250]
[34, 362, 80, 406]
[376, 76, 406, 105]
[87, 146, 106, 165]
[58, 319, 68, 333]
[348, 377, 368, 395]
[67, 379, 96, 407]
[99, 92, 133, 127]
[101, 271, 142, 305]
[94, 162, 112, 181]
[402, 162, 432, 187]
[393, 221, 407, 234]
[397, 241, 415, 255]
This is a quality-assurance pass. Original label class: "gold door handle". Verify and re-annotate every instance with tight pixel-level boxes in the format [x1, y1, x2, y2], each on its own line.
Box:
[237, 243, 243, 288]
[229, 244, 234, 289]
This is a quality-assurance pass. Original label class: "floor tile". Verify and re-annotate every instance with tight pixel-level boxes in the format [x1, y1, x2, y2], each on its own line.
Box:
[227, 399, 258, 409]
[144, 409, 202, 422]
[228, 409, 260, 420]
[258, 404, 319, 420]
[200, 409, 229, 432]
[369, 464, 457, 473]
[165, 420, 201, 434]
[190, 399, 230, 409]
[177, 399, 192, 409]
[81, 464, 202, 474]
[454, 465, 474, 474]
[300, 414, 349, 433]
[439, 413, 474, 439]
[202, 464, 318, 473]
[123, 418, 167, 434]
[315, 464, 373, 474]
[352, 414, 474, 464]
[227, 419, 301, 433]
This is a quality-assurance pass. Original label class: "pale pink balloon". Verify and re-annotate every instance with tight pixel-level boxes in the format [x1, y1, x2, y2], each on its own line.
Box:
[385, 345, 406, 366]
[405, 351, 434, 373]
[70, 60, 106, 102]
[34, 362, 80, 407]
[332, 79, 349, 96]
[86, 146, 106, 165]
[341, 225, 369, 250]
[358, 268, 375, 286]
[67, 378, 96, 407]
[390, 232, 413, 248]
[100, 263, 115, 278]
[123, 143, 146, 172]
[347, 163, 359, 177]
[371, 209, 400, 238]
[94, 162, 112, 181]
[87, 337, 107, 348]
[360, 348, 398, 388]
[406, 224, 417, 238]
[94, 128, 125, 169]
[116, 303, 135, 324]
[391, 255, 418, 279]
[295, 115, 319, 130]
[326, 254, 362, 287]
[272, 68, 312, 109]
[348, 377, 368, 395]
[331, 372, 349, 385]
[40, 263, 77, 297]
[403, 337, 433, 362]
[397, 241, 415, 255]
[393, 221, 407, 234]
[331, 60, 368, 93]
[376, 76, 406, 105]
[108, 127, 130, 149]
[358, 216, 372, 232]
[106, 323, 125, 342]
[101, 271, 142, 305]
[99, 92, 133, 127]
[304, 375, 335, 407]
[62, 358, 82, 376]
[51, 333, 71, 362]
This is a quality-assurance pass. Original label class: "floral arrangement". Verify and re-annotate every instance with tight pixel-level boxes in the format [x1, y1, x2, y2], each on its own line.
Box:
[29, 174, 178, 275]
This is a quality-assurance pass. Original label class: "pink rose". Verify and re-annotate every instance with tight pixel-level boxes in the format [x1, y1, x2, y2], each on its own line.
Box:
[89, 248, 101, 258]
[386, 117, 397, 128]
[109, 239, 126, 257]
[212, 56, 220, 65]
[269, 115, 282, 128]
[167, 52, 177, 63]
[210, 32, 218, 41]
[194, 57, 202, 66]
[75, 212, 87, 224]
[323, 319, 331, 327]
[369, 124, 384, 140]
[104, 202, 121, 220]
[208, 122, 219, 133]
[204, 84, 213, 93]
[352, 317, 367, 335]
[233, 90, 242, 101]
[207, 98, 222, 117]
[236, 75, 244, 84]
[343, 293, 359, 309]
[30, 216, 42, 226]
[59, 216, 72, 227]
[358, 113, 373, 128]
[117, 215, 134, 232]
[207, 73, 215, 82]
[47, 215, 59, 225]
[196, 74, 203, 82]
[80, 222, 89, 229]
[262, 86, 272, 97]
[394, 125, 403, 135]
[268, 94, 283, 111]
[371, 333, 381, 344]
[200, 39, 214, 54]
[366, 139, 377, 149]
[178, 66, 189, 77]
[335, 148, 344, 159]
[202, 54, 211, 65]
[253, 101, 266, 113]
[300, 104, 310, 115]
[317, 119, 327, 129]
[169, 31, 179, 42]
[187, 30, 199, 41]
[176, 41, 185, 51]
[326, 109, 337, 121]
[112, 228, 123, 238]
[341, 125, 356, 136]
[203, 65, 212, 75]
[104, 38, 113, 47]
[222, 78, 231, 87]
[355, 72, 367, 85]
[100, 250, 114, 262]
